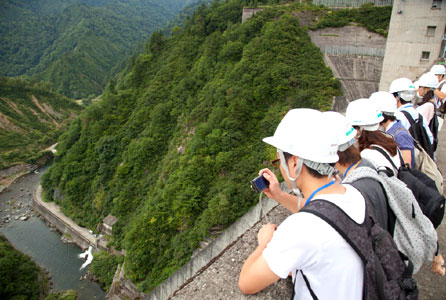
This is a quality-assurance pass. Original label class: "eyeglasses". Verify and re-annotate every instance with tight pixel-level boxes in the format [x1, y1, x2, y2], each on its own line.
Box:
[271, 158, 280, 168]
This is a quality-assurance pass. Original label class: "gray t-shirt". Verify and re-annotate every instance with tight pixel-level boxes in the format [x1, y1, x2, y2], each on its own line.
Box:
[345, 159, 389, 232]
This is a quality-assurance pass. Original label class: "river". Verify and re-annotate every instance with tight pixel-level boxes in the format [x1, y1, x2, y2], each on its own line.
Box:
[0, 165, 106, 300]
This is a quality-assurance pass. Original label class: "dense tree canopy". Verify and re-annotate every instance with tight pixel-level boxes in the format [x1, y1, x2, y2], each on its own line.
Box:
[0, 235, 41, 299]
[41, 0, 390, 293]
[0, 0, 199, 99]
[313, 3, 391, 36]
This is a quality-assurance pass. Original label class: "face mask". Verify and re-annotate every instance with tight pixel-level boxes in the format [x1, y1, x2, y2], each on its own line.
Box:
[417, 89, 423, 99]
[400, 91, 415, 102]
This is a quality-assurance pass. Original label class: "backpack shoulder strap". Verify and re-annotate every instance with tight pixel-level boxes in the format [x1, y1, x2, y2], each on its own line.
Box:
[401, 110, 415, 126]
[301, 200, 371, 300]
[371, 146, 403, 170]
[295, 270, 319, 300]
[291, 200, 363, 300]
[301, 200, 368, 262]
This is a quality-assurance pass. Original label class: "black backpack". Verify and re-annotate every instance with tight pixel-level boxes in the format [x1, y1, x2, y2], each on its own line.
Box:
[401, 110, 434, 159]
[373, 146, 445, 229]
[298, 199, 418, 300]
[427, 102, 439, 153]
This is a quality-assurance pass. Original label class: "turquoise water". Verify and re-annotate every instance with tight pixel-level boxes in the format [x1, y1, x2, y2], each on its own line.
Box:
[0, 167, 105, 300]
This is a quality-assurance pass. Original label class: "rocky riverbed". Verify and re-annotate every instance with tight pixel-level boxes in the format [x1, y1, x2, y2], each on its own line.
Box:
[0, 177, 36, 228]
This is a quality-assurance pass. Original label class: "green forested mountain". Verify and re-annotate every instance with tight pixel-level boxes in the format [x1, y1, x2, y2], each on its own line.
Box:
[0, 0, 198, 99]
[0, 77, 81, 169]
[0, 234, 76, 299]
[41, 0, 390, 293]
[0, 234, 42, 299]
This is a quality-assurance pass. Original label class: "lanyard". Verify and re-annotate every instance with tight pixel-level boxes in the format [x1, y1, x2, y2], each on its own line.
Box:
[341, 162, 356, 180]
[304, 180, 336, 207]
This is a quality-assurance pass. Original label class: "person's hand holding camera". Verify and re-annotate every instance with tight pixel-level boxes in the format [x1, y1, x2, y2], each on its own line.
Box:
[258, 168, 285, 200]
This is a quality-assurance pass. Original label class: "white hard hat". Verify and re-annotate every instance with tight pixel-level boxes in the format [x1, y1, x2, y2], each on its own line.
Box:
[414, 80, 419, 90]
[430, 65, 446, 75]
[346, 98, 384, 131]
[389, 78, 415, 94]
[263, 109, 339, 163]
[322, 111, 357, 152]
[418, 72, 439, 89]
[369, 91, 397, 116]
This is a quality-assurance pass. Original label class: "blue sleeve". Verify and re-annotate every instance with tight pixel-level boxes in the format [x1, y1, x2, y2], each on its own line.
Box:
[394, 131, 414, 150]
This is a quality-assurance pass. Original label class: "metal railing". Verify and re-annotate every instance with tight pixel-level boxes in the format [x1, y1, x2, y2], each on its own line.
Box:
[312, 0, 392, 7]
[324, 45, 385, 57]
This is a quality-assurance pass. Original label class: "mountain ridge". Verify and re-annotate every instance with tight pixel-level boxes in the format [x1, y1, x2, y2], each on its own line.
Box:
[0, 0, 198, 98]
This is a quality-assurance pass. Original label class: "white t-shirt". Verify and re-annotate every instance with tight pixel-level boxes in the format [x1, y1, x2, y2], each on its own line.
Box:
[361, 145, 401, 175]
[262, 185, 365, 300]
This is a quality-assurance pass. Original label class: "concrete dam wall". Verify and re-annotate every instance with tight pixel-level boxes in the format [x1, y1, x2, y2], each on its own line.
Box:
[309, 26, 387, 111]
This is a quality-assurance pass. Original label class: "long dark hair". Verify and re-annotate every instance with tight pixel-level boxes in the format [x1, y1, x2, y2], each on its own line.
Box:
[337, 146, 361, 165]
[357, 130, 398, 156]
[417, 88, 435, 106]
[382, 113, 396, 123]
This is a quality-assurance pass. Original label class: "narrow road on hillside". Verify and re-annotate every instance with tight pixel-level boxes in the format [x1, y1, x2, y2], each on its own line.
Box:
[33, 185, 97, 248]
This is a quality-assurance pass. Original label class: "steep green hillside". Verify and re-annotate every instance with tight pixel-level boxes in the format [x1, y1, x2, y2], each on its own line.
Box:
[0, 77, 81, 169]
[42, 0, 340, 291]
[0, 234, 42, 299]
[41, 0, 390, 293]
[0, 234, 75, 300]
[0, 0, 197, 99]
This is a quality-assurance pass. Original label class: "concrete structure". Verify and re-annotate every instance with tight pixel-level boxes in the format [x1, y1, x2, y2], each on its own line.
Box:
[33, 185, 97, 251]
[241, 8, 263, 23]
[309, 26, 386, 106]
[380, 0, 446, 91]
[102, 214, 117, 236]
[108, 263, 143, 300]
[312, 0, 392, 7]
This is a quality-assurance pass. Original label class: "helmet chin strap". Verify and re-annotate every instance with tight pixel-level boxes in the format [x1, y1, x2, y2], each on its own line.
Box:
[278, 149, 304, 209]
